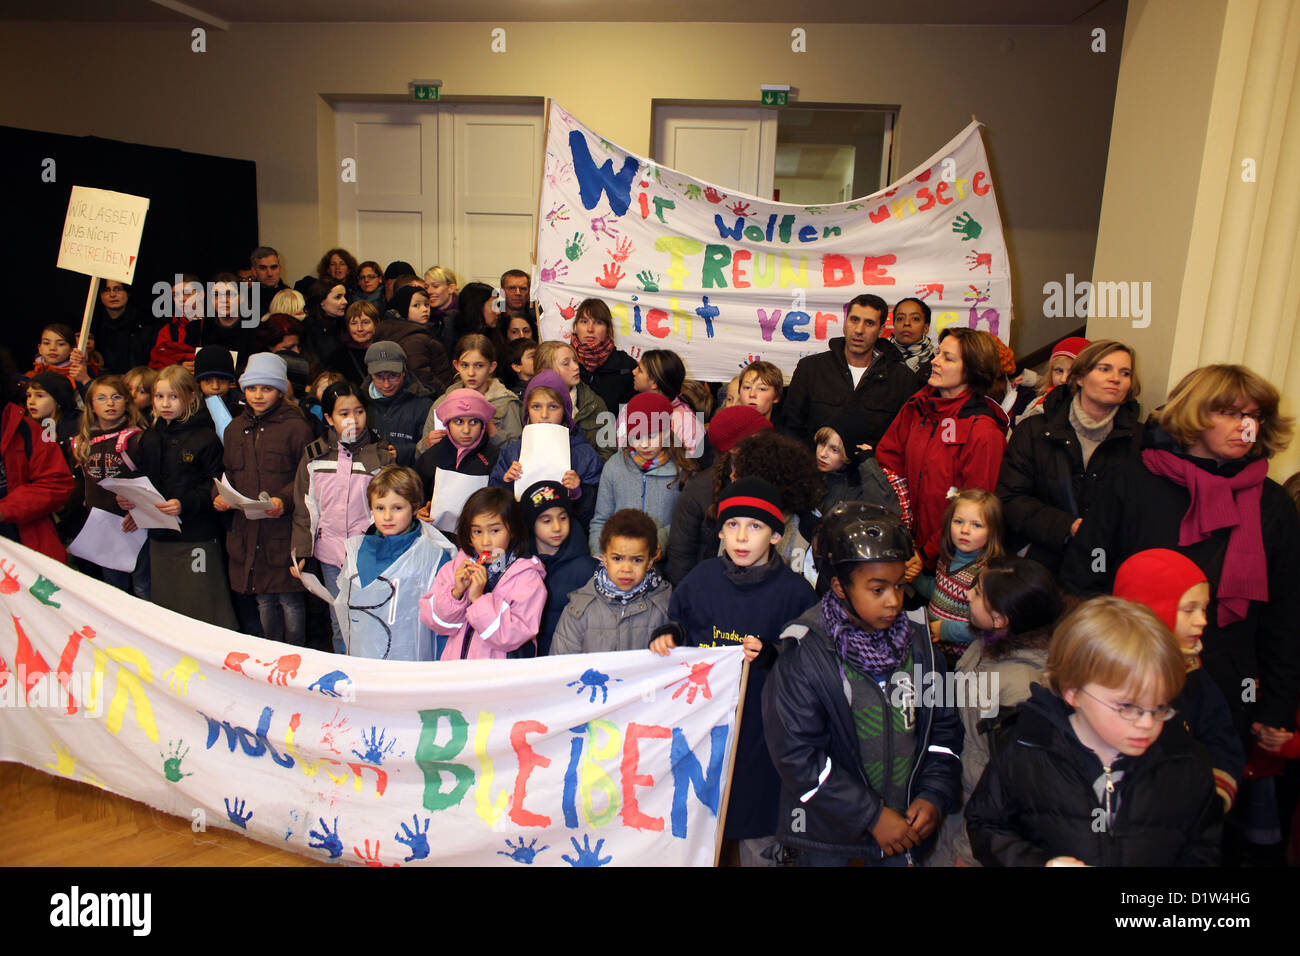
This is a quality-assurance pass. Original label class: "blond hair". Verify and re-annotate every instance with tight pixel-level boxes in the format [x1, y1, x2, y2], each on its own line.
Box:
[939, 488, 1004, 566]
[366, 465, 424, 509]
[533, 340, 578, 375]
[268, 289, 305, 318]
[153, 365, 202, 423]
[75, 375, 146, 466]
[423, 265, 459, 289]
[1155, 364, 1292, 460]
[1045, 596, 1186, 703]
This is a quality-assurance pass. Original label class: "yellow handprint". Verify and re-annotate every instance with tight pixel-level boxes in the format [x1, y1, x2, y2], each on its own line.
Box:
[163, 655, 206, 697]
[45, 742, 76, 777]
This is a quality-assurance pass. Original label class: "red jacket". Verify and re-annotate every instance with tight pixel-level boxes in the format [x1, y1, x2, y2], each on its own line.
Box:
[874, 385, 1009, 568]
[0, 404, 75, 562]
[149, 316, 201, 370]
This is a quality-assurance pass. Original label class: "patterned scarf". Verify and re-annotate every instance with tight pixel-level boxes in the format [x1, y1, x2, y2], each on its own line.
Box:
[821, 591, 913, 675]
[573, 335, 615, 372]
[593, 565, 662, 605]
[484, 547, 515, 593]
[892, 335, 937, 375]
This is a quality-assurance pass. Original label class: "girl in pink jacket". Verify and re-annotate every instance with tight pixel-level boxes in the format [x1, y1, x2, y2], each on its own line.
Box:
[420, 485, 547, 660]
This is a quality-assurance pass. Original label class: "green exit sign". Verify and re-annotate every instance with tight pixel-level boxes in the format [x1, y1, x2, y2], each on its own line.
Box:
[412, 84, 440, 101]
[761, 89, 788, 106]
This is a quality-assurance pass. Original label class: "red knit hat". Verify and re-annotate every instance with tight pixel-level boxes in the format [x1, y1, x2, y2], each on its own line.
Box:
[1051, 336, 1090, 361]
[707, 405, 773, 453]
[625, 392, 674, 440]
[1112, 548, 1208, 632]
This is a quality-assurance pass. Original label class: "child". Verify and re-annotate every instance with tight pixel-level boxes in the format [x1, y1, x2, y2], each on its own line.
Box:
[551, 508, 671, 655]
[739, 360, 783, 422]
[806, 409, 908, 544]
[25, 372, 82, 542]
[303, 370, 345, 425]
[964, 595, 1222, 866]
[0, 391, 75, 563]
[763, 502, 962, 866]
[421, 485, 547, 659]
[422, 334, 522, 454]
[334, 465, 454, 660]
[930, 557, 1062, 866]
[194, 346, 245, 432]
[417, 387, 498, 507]
[623, 348, 704, 455]
[1016, 335, 1089, 425]
[915, 489, 1004, 667]
[651, 477, 817, 865]
[73, 374, 150, 596]
[502, 337, 537, 398]
[29, 323, 83, 387]
[719, 374, 742, 411]
[589, 392, 694, 555]
[532, 340, 611, 459]
[293, 381, 396, 653]
[124, 366, 157, 417]
[125, 365, 238, 628]
[522, 480, 598, 657]
[149, 277, 203, 371]
[490, 371, 602, 528]
[214, 353, 315, 645]
[1113, 549, 1245, 810]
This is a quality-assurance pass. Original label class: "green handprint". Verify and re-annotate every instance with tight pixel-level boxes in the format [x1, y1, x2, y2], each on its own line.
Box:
[636, 270, 660, 293]
[565, 232, 586, 262]
[952, 212, 983, 241]
[683, 184, 703, 200]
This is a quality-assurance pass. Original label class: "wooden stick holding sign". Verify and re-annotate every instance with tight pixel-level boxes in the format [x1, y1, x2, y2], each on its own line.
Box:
[55, 185, 150, 354]
[712, 656, 750, 867]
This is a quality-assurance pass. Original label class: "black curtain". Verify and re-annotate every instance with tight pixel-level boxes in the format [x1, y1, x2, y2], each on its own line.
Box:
[0, 125, 258, 373]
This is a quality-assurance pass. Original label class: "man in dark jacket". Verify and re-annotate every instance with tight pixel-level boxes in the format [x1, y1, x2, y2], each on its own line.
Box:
[779, 294, 918, 447]
[364, 342, 433, 468]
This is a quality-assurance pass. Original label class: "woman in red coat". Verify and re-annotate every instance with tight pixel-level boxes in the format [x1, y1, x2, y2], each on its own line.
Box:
[0, 402, 75, 562]
[874, 327, 1009, 572]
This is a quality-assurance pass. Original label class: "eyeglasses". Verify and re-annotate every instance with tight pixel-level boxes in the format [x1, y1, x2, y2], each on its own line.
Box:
[1079, 688, 1176, 722]
[93, 394, 125, 404]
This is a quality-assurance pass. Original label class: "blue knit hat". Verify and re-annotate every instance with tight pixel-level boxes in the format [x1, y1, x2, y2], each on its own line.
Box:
[239, 352, 289, 393]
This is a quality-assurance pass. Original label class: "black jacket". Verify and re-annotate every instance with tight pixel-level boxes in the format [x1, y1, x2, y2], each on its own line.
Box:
[965, 684, 1221, 866]
[663, 462, 720, 585]
[91, 301, 159, 374]
[762, 607, 963, 859]
[779, 339, 918, 447]
[375, 316, 453, 395]
[996, 387, 1144, 573]
[1060, 421, 1300, 734]
[136, 405, 225, 543]
[579, 348, 637, 418]
[366, 377, 434, 468]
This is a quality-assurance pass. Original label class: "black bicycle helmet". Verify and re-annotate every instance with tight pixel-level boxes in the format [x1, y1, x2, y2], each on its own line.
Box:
[816, 501, 913, 574]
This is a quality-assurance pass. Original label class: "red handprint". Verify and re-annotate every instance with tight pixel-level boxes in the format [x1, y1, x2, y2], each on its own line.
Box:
[966, 251, 992, 273]
[257, 653, 300, 686]
[703, 187, 727, 204]
[915, 283, 944, 300]
[627, 345, 643, 360]
[608, 237, 634, 263]
[558, 298, 578, 320]
[667, 661, 715, 704]
[319, 709, 350, 754]
[595, 263, 625, 289]
[222, 651, 250, 675]
[354, 839, 397, 867]
[0, 560, 17, 594]
[727, 200, 752, 217]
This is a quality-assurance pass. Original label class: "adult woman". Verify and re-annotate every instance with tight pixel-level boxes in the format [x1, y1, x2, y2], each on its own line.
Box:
[1061, 365, 1300, 750]
[90, 279, 155, 373]
[452, 281, 494, 342]
[355, 260, 384, 306]
[376, 284, 453, 393]
[996, 340, 1143, 573]
[334, 301, 380, 385]
[423, 265, 461, 356]
[571, 297, 637, 416]
[302, 278, 348, 372]
[874, 326, 1009, 572]
[317, 248, 359, 291]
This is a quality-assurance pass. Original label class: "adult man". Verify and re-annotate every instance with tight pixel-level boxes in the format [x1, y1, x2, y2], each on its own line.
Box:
[251, 246, 289, 305]
[500, 269, 534, 320]
[778, 294, 917, 448]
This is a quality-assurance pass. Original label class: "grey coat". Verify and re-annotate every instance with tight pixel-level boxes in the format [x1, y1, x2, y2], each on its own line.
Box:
[550, 576, 673, 655]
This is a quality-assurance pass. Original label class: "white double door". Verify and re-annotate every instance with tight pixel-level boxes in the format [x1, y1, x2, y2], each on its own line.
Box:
[333, 102, 543, 285]
[652, 105, 777, 199]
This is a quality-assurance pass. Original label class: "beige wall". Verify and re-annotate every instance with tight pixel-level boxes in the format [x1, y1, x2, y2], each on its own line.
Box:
[0, 14, 1124, 356]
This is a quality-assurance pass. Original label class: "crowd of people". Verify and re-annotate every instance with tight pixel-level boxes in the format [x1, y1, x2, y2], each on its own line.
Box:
[3, 243, 1298, 869]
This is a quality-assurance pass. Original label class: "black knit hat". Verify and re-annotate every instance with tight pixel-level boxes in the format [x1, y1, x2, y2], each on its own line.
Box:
[384, 260, 416, 280]
[387, 284, 425, 321]
[718, 476, 784, 533]
[194, 346, 236, 381]
[821, 409, 874, 467]
[27, 372, 78, 416]
[520, 480, 571, 526]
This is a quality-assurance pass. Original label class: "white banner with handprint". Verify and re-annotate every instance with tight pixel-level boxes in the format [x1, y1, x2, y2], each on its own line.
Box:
[0, 539, 742, 866]
[535, 102, 1012, 382]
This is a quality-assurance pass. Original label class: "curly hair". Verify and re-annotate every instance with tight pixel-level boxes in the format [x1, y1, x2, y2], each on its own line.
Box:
[317, 248, 359, 284]
[711, 430, 822, 519]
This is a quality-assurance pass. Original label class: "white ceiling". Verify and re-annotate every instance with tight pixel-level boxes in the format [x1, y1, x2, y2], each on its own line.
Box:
[2, 0, 1117, 24]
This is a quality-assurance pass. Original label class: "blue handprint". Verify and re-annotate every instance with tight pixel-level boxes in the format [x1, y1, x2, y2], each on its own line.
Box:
[224, 796, 252, 829]
[562, 834, 612, 867]
[352, 726, 399, 765]
[309, 816, 344, 859]
[567, 668, 621, 704]
[394, 815, 431, 862]
[498, 837, 549, 864]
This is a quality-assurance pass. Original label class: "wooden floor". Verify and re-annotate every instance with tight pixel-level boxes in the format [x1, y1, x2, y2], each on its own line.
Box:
[0, 761, 322, 866]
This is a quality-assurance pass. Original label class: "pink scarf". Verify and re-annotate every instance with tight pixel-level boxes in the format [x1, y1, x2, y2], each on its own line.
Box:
[1141, 449, 1269, 626]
